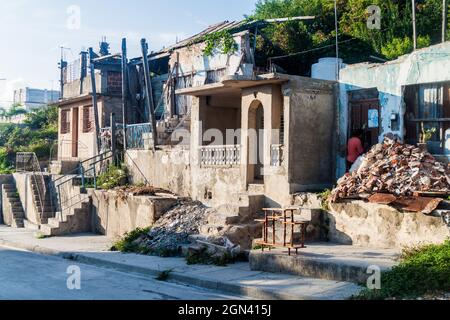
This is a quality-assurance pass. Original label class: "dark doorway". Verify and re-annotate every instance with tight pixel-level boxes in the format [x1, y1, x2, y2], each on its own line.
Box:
[348, 88, 381, 151]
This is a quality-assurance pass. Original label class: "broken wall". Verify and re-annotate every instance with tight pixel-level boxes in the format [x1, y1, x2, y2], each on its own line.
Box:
[338, 42, 450, 178]
[125, 148, 191, 197]
[328, 201, 450, 248]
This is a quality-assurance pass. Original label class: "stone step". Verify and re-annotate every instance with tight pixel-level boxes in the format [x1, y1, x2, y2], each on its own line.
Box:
[249, 243, 400, 284]
[11, 219, 24, 229]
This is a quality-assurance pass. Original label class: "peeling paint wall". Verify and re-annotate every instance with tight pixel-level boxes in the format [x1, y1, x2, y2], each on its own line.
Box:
[337, 42, 450, 178]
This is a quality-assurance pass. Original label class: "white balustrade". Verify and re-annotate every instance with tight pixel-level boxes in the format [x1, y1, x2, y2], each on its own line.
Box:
[199, 145, 241, 166]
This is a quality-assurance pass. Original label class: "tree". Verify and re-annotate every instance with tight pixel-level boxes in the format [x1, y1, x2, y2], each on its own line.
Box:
[249, 0, 447, 75]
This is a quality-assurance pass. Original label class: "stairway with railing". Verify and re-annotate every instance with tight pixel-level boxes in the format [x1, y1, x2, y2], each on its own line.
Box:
[41, 150, 114, 236]
[16, 152, 53, 224]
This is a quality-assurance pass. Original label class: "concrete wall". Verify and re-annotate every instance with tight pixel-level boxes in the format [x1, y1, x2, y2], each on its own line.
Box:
[125, 148, 191, 198]
[13, 173, 39, 225]
[63, 72, 104, 99]
[0, 175, 14, 224]
[329, 201, 450, 248]
[338, 42, 450, 177]
[89, 190, 177, 238]
[286, 76, 336, 192]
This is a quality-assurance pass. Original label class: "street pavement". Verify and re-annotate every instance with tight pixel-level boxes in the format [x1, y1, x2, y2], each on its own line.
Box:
[0, 247, 244, 300]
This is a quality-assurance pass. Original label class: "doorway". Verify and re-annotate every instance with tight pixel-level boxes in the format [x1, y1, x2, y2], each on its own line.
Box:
[72, 107, 79, 158]
[348, 89, 381, 151]
[248, 101, 265, 184]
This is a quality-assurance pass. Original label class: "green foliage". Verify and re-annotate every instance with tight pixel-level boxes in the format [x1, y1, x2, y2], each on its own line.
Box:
[250, 0, 446, 73]
[97, 164, 128, 190]
[319, 189, 331, 211]
[355, 241, 450, 300]
[155, 269, 174, 281]
[0, 105, 58, 172]
[4, 104, 27, 118]
[111, 227, 151, 253]
[203, 30, 239, 56]
[186, 248, 235, 267]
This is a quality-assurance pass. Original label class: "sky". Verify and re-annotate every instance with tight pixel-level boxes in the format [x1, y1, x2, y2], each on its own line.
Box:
[0, 0, 257, 107]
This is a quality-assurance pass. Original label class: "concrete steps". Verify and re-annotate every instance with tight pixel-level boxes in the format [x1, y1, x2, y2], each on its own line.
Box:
[40, 195, 91, 237]
[201, 193, 266, 249]
[2, 185, 25, 228]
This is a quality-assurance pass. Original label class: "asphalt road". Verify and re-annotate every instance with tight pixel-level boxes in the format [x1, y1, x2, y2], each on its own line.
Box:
[0, 246, 243, 300]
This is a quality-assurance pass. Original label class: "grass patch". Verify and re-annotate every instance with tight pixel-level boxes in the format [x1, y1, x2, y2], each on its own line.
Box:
[155, 269, 174, 281]
[34, 232, 48, 240]
[355, 241, 450, 300]
[319, 189, 331, 211]
[186, 248, 247, 267]
[111, 227, 151, 254]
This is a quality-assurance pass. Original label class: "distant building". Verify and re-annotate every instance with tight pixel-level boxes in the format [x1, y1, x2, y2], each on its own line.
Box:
[13, 87, 60, 111]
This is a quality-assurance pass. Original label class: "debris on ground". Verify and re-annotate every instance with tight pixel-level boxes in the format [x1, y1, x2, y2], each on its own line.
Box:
[113, 184, 175, 202]
[332, 136, 450, 204]
[130, 200, 211, 255]
[186, 235, 243, 266]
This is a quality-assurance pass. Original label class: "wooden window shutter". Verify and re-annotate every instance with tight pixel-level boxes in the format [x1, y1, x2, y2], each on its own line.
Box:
[83, 105, 94, 133]
[61, 110, 70, 134]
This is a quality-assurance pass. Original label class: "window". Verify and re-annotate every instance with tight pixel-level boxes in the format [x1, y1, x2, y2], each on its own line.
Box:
[60, 109, 70, 134]
[82, 105, 94, 133]
[405, 82, 450, 154]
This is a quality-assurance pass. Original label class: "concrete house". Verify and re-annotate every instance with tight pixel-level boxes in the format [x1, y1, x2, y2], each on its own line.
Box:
[124, 21, 338, 208]
[54, 42, 125, 172]
[337, 41, 450, 177]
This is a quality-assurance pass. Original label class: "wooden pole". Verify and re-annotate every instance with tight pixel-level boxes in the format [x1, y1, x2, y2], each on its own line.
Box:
[334, 0, 340, 81]
[121, 38, 128, 151]
[412, 0, 417, 50]
[111, 113, 117, 165]
[140, 39, 158, 151]
[89, 47, 102, 154]
[443, 0, 448, 43]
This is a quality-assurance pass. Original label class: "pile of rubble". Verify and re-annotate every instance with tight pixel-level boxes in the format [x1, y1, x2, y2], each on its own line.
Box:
[132, 200, 212, 254]
[331, 137, 450, 202]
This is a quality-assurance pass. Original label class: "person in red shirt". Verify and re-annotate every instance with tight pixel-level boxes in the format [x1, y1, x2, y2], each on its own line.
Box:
[347, 130, 364, 171]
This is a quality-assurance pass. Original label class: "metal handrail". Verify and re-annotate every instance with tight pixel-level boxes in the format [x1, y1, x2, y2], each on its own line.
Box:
[53, 150, 113, 219]
[16, 152, 47, 221]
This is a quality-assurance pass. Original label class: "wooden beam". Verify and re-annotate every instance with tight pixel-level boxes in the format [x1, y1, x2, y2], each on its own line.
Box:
[121, 38, 128, 151]
[140, 39, 158, 151]
[88, 47, 102, 154]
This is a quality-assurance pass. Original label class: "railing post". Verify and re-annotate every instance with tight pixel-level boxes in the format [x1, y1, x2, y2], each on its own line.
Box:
[80, 164, 85, 189]
[93, 166, 97, 190]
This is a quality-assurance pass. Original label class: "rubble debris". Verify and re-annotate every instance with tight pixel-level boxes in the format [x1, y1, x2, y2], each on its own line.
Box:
[130, 200, 211, 255]
[332, 137, 450, 204]
[368, 193, 443, 214]
[113, 184, 174, 202]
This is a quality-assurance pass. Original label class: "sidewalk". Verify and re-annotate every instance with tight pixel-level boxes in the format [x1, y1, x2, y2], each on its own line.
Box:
[0, 226, 362, 300]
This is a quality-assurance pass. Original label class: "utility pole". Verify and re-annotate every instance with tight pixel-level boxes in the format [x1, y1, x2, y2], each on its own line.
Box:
[443, 0, 448, 43]
[412, 0, 417, 50]
[121, 38, 128, 151]
[59, 46, 70, 99]
[141, 39, 158, 151]
[88, 47, 102, 155]
[334, 0, 340, 81]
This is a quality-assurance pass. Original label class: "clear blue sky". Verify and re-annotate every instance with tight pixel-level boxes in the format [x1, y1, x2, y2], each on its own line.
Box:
[0, 0, 257, 106]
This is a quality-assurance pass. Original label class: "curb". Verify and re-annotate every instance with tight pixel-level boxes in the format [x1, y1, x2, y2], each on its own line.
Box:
[0, 238, 318, 300]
